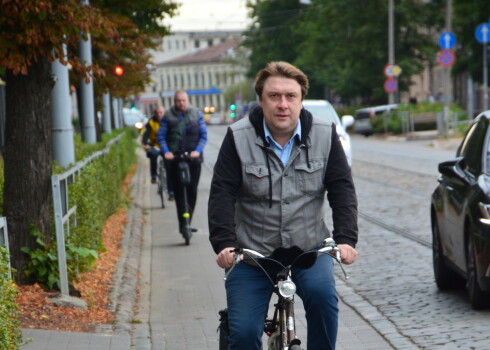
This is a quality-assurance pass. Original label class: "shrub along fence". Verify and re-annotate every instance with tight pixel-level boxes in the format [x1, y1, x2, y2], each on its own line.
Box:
[21, 129, 137, 294]
[0, 236, 22, 350]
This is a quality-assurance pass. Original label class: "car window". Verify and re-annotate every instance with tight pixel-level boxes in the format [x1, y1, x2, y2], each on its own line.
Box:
[457, 120, 486, 176]
[303, 104, 341, 125]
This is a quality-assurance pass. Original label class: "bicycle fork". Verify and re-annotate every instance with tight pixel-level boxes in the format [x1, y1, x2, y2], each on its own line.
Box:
[267, 298, 301, 349]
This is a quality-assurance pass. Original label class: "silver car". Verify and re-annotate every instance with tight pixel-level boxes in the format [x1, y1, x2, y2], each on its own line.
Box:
[302, 99, 354, 166]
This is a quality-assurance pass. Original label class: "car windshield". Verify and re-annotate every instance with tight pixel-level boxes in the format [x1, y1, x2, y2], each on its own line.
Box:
[303, 104, 341, 125]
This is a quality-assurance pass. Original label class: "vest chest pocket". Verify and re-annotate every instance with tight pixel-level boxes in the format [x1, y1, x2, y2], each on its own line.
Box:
[244, 164, 270, 199]
[295, 160, 325, 197]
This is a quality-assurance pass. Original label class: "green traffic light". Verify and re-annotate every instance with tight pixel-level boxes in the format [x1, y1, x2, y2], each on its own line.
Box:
[230, 112, 236, 118]
[230, 104, 236, 111]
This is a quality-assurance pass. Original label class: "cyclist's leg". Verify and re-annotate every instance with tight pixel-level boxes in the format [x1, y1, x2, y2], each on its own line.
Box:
[186, 161, 202, 221]
[149, 152, 158, 182]
[293, 254, 338, 350]
[225, 263, 274, 350]
[164, 160, 174, 199]
[167, 163, 187, 232]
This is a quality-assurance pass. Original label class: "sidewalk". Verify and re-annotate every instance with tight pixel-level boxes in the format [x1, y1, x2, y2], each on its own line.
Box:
[21, 147, 395, 349]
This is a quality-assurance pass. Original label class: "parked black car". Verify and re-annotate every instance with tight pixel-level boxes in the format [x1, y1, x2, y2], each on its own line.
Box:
[431, 110, 490, 309]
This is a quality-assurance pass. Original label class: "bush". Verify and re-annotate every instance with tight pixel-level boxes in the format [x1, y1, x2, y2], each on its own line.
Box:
[21, 128, 136, 289]
[0, 247, 22, 350]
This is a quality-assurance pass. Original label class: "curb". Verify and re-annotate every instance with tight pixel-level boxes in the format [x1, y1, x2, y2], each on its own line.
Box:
[109, 149, 146, 338]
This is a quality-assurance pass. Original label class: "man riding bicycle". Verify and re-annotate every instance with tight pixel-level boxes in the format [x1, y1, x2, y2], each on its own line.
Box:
[157, 90, 207, 237]
[208, 62, 358, 349]
[143, 107, 175, 199]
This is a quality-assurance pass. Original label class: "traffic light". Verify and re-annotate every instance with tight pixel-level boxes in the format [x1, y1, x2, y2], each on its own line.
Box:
[230, 103, 236, 118]
[114, 65, 124, 76]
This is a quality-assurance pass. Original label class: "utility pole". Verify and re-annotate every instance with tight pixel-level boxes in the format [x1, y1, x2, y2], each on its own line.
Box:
[78, 0, 97, 143]
[441, 0, 453, 137]
[102, 92, 112, 134]
[388, 0, 395, 104]
[51, 44, 75, 167]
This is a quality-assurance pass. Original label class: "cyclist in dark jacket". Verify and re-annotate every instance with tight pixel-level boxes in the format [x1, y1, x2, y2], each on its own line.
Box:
[157, 90, 207, 235]
[208, 62, 358, 350]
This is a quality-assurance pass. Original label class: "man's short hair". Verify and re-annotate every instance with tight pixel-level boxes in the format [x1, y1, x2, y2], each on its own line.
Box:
[254, 61, 309, 100]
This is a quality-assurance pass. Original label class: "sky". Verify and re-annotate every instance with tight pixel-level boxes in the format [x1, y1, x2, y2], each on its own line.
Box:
[163, 0, 251, 32]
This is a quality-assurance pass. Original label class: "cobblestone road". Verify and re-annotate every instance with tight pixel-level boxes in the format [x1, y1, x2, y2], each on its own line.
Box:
[339, 135, 490, 349]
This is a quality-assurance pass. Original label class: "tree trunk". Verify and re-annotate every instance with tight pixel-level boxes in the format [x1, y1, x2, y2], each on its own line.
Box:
[4, 58, 54, 283]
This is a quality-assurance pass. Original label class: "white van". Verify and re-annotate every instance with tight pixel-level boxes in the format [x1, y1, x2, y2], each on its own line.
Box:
[302, 100, 354, 166]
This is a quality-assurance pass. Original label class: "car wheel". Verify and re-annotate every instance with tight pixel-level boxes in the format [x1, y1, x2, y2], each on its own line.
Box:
[432, 217, 464, 289]
[466, 236, 490, 310]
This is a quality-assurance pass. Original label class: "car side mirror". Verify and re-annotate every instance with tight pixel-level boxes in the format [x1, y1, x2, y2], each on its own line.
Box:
[341, 115, 354, 129]
[438, 157, 467, 181]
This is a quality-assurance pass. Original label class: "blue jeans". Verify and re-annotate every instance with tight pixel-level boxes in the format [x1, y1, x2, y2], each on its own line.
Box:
[225, 253, 338, 350]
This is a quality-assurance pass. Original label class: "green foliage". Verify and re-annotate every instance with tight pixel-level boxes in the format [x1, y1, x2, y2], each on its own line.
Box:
[371, 102, 467, 134]
[452, 0, 490, 83]
[0, 247, 22, 350]
[243, 0, 455, 104]
[20, 228, 98, 291]
[371, 111, 405, 134]
[22, 129, 136, 290]
[223, 80, 256, 106]
[67, 129, 136, 253]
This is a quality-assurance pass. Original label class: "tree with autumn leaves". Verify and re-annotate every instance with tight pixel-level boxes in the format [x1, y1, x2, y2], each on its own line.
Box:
[0, 0, 177, 284]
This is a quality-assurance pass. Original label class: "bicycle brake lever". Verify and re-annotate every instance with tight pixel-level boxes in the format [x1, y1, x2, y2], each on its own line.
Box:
[223, 249, 242, 281]
[333, 248, 349, 280]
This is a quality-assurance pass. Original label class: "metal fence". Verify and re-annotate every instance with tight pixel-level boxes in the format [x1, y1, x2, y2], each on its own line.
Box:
[0, 217, 11, 279]
[52, 133, 123, 296]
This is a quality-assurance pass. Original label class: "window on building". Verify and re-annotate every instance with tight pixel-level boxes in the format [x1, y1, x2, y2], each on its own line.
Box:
[194, 39, 200, 48]
[183, 40, 187, 50]
[208, 39, 213, 46]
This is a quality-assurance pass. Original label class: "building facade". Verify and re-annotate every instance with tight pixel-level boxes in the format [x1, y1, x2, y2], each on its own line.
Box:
[140, 31, 246, 116]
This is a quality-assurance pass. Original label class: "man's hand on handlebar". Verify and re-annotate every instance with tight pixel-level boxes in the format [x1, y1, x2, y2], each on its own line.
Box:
[164, 151, 200, 161]
[337, 244, 358, 265]
[217, 247, 238, 269]
[190, 150, 200, 159]
[164, 152, 174, 161]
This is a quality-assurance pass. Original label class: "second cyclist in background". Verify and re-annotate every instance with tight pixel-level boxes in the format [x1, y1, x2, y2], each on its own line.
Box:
[142, 106, 174, 200]
[157, 90, 207, 236]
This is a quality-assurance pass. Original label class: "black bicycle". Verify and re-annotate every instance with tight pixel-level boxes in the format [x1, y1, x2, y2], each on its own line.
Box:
[218, 238, 348, 350]
[173, 152, 193, 245]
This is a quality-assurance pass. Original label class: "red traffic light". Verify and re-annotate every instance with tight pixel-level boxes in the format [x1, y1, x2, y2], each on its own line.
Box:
[114, 66, 124, 76]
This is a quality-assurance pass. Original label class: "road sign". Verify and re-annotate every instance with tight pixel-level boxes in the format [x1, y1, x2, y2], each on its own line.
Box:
[384, 78, 397, 94]
[384, 64, 402, 78]
[438, 32, 456, 50]
[437, 49, 455, 67]
[475, 23, 490, 44]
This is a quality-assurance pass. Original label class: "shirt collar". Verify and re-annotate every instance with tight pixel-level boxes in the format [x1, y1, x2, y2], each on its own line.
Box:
[263, 118, 302, 146]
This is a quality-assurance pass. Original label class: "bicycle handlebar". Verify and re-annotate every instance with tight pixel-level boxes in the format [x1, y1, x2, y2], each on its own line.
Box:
[224, 238, 348, 281]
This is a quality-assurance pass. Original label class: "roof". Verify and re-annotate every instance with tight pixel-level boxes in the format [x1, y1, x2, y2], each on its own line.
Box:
[159, 37, 242, 66]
